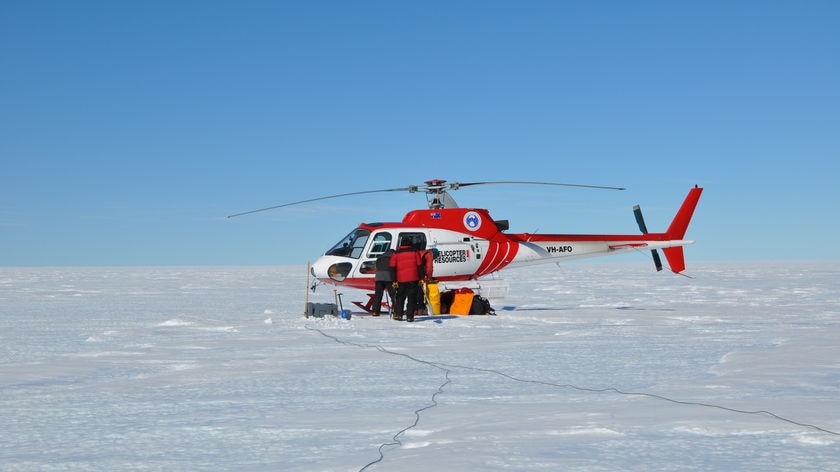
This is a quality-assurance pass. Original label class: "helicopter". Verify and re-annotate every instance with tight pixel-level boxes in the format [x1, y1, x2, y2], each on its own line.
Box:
[229, 180, 703, 310]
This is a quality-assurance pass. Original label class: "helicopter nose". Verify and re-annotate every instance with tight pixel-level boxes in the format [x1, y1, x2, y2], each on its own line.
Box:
[311, 257, 353, 282]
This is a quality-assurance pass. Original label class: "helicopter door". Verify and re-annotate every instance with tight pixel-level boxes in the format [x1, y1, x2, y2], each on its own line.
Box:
[357, 231, 395, 275]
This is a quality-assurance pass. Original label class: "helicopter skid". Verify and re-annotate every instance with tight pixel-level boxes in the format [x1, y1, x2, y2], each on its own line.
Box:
[351, 293, 390, 315]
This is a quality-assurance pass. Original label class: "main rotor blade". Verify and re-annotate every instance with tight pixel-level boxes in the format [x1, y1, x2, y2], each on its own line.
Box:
[455, 181, 626, 191]
[227, 187, 412, 218]
[227, 179, 625, 218]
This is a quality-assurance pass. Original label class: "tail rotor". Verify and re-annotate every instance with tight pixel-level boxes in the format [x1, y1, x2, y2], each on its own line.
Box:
[633, 205, 664, 272]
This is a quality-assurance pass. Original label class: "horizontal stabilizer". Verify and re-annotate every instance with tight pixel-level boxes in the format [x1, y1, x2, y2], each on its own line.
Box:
[610, 243, 648, 249]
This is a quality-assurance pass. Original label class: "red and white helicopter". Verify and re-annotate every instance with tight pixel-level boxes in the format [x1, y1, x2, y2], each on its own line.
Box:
[230, 180, 703, 309]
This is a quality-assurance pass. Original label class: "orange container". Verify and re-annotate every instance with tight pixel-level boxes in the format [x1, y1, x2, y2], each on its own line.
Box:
[448, 290, 474, 316]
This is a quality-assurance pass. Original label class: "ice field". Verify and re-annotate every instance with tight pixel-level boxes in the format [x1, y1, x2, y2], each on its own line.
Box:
[1, 261, 838, 471]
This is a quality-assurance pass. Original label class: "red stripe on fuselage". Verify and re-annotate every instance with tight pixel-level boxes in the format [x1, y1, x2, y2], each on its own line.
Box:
[476, 238, 519, 277]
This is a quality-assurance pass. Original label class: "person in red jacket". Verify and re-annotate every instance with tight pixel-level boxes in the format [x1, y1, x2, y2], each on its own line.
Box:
[418, 247, 435, 281]
[389, 240, 422, 322]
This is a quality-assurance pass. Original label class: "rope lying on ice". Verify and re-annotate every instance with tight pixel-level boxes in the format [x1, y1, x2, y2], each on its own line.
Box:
[306, 324, 839, 470]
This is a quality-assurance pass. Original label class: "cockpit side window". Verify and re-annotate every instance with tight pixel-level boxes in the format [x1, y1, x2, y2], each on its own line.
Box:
[326, 228, 371, 259]
[367, 232, 393, 258]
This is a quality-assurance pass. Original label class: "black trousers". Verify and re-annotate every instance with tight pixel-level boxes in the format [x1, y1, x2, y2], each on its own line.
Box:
[371, 281, 395, 314]
[394, 281, 420, 317]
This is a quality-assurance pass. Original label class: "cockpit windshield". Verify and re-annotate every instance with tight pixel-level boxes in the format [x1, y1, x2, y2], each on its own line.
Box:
[325, 228, 370, 259]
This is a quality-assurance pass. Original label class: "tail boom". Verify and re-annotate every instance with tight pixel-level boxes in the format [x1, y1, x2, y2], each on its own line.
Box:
[496, 186, 703, 274]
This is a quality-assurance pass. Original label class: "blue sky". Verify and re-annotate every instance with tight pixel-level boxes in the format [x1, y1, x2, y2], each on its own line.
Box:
[2, 1, 838, 267]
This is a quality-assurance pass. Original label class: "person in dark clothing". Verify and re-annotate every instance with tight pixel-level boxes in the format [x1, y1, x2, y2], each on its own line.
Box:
[418, 247, 435, 280]
[415, 247, 436, 314]
[370, 249, 396, 317]
[389, 241, 422, 322]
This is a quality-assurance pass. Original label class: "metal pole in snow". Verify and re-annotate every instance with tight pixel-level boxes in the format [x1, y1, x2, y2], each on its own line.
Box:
[304, 262, 310, 318]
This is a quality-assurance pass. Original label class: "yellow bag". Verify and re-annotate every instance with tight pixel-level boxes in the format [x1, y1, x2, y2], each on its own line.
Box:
[426, 280, 441, 315]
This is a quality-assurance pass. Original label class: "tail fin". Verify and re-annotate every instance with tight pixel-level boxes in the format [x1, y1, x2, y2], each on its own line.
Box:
[667, 186, 703, 240]
[663, 186, 703, 273]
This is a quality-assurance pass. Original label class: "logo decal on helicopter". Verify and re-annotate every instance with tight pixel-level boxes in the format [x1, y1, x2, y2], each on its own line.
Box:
[438, 249, 469, 263]
[464, 211, 482, 231]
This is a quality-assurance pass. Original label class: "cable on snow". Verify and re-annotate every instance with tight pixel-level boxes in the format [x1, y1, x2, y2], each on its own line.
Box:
[305, 323, 840, 471]
[305, 325, 453, 471]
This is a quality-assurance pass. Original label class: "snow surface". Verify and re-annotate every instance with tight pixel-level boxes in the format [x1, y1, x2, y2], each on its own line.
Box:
[1, 262, 838, 471]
